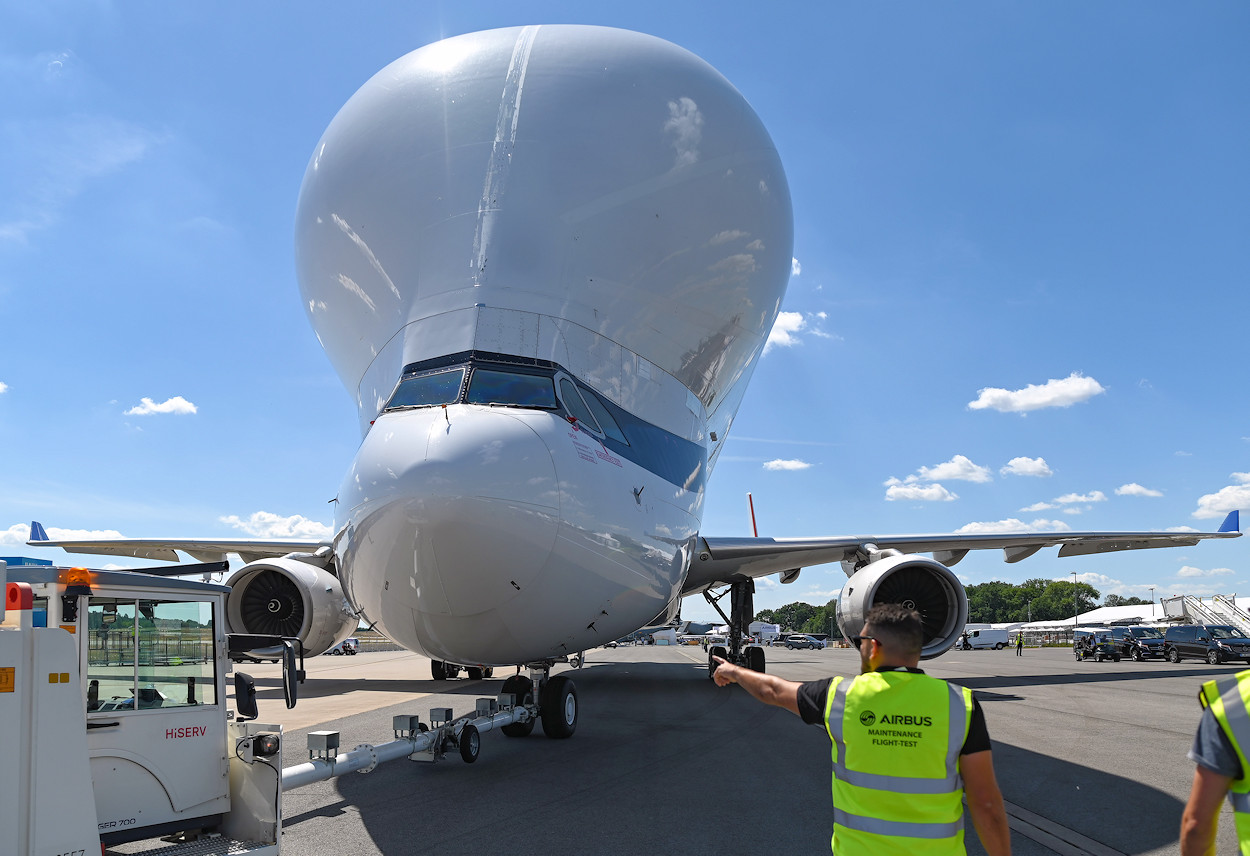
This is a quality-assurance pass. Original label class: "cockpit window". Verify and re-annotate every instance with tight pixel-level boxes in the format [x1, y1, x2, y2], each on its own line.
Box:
[580, 387, 627, 444]
[466, 368, 558, 409]
[385, 368, 466, 411]
[557, 377, 603, 434]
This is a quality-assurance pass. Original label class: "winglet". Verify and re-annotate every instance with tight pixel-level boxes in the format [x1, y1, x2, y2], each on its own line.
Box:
[1219, 510, 1241, 534]
[29, 521, 49, 543]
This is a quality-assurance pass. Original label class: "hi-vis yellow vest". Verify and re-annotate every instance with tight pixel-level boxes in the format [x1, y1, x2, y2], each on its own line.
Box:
[1199, 672, 1250, 855]
[823, 670, 974, 855]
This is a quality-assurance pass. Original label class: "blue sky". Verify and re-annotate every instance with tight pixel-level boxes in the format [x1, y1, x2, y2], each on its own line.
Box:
[1, 2, 1247, 625]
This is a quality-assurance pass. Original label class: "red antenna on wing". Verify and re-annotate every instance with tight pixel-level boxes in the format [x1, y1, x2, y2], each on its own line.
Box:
[747, 492, 759, 537]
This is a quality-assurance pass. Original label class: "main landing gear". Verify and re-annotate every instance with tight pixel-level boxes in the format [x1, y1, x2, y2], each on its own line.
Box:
[703, 578, 766, 680]
[430, 661, 495, 681]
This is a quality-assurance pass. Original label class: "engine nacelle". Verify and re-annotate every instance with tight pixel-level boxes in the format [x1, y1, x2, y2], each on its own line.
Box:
[836, 554, 968, 660]
[225, 557, 359, 656]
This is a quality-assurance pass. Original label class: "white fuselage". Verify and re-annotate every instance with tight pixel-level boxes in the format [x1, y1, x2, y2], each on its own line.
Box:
[295, 26, 792, 664]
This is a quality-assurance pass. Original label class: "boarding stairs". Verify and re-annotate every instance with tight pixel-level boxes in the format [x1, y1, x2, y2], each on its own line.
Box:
[1167, 594, 1250, 637]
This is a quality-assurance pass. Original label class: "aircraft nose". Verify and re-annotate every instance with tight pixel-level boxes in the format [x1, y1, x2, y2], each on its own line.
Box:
[341, 406, 561, 621]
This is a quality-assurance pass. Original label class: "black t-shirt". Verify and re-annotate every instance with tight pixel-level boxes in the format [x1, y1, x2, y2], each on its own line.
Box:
[796, 667, 992, 756]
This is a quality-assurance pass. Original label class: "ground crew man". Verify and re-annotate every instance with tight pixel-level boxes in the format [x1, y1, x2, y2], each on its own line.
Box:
[712, 603, 1011, 855]
[1180, 670, 1250, 854]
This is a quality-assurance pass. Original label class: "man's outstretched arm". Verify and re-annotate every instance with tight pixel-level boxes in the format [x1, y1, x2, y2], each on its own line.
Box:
[710, 656, 801, 716]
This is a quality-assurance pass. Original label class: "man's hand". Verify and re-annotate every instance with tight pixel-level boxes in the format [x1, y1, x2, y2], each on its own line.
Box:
[709, 655, 801, 715]
[711, 655, 739, 686]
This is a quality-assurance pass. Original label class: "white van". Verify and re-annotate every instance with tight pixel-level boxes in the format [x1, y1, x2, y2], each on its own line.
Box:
[959, 628, 1009, 650]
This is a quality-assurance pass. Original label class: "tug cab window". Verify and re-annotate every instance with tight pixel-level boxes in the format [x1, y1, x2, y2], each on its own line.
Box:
[385, 367, 466, 411]
[467, 368, 558, 409]
[86, 598, 217, 712]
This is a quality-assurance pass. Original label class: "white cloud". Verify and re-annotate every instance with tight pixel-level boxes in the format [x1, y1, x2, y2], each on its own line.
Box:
[955, 518, 1071, 534]
[1194, 473, 1250, 519]
[1116, 483, 1163, 498]
[763, 311, 837, 355]
[2, 522, 124, 546]
[968, 372, 1106, 414]
[1065, 572, 1121, 587]
[916, 455, 992, 483]
[1062, 507, 1084, 515]
[1177, 566, 1235, 578]
[0, 381, 7, 393]
[1, 115, 161, 244]
[1020, 502, 1056, 512]
[220, 512, 332, 540]
[763, 459, 812, 471]
[125, 396, 197, 416]
[791, 257, 801, 276]
[1055, 491, 1107, 504]
[1000, 457, 1052, 478]
[764, 311, 805, 354]
[884, 481, 957, 502]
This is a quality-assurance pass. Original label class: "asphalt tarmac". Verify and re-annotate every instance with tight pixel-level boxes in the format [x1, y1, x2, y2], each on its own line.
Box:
[116, 643, 1244, 855]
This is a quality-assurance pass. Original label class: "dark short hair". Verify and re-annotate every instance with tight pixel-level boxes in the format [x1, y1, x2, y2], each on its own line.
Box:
[864, 603, 923, 655]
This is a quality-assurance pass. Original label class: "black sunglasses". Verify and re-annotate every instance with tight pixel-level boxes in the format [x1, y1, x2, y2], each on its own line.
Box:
[850, 635, 877, 650]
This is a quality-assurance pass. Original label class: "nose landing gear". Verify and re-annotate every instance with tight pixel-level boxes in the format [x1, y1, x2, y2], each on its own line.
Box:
[496, 663, 578, 739]
[704, 578, 766, 680]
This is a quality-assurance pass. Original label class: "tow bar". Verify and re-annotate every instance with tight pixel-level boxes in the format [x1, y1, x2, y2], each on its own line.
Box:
[281, 693, 535, 790]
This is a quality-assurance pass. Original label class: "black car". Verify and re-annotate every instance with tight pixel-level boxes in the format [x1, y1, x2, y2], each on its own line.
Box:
[1110, 626, 1166, 661]
[1163, 624, 1250, 664]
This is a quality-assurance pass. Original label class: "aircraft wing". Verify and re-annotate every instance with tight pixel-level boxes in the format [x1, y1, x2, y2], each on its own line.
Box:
[681, 510, 1241, 595]
[26, 521, 330, 565]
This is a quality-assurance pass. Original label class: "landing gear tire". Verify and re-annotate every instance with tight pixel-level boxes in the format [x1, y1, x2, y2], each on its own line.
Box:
[483, 667, 494, 679]
[501, 675, 536, 737]
[467, 667, 485, 680]
[1168, 648, 1181, 663]
[540, 674, 578, 739]
[746, 646, 766, 673]
[1209, 650, 1222, 665]
[431, 660, 448, 681]
[458, 724, 481, 763]
[708, 645, 728, 680]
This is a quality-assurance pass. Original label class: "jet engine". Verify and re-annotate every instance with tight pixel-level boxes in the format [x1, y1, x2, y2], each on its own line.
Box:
[224, 556, 358, 656]
[835, 553, 968, 659]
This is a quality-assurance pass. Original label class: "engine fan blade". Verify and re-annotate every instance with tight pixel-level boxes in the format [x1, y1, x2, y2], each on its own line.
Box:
[239, 570, 306, 637]
[872, 566, 951, 644]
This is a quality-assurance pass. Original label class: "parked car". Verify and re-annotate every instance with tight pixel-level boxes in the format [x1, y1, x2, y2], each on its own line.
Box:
[1163, 624, 1250, 664]
[1074, 630, 1120, 662]
[785, 634, 824, 650]
[326, 637, 359, 655]
[1110, 626, 1166, 661]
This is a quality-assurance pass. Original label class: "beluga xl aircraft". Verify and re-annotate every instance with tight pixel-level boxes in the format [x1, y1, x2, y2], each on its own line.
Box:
[30, 25, 1241, 738]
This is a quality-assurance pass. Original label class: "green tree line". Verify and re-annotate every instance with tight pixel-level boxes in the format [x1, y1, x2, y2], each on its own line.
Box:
[754, 600, 841, 638]
[755, 583, 1152, 632]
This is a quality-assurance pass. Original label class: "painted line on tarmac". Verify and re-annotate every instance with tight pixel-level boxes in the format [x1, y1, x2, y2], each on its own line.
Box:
[996, 799, 1126, 856]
